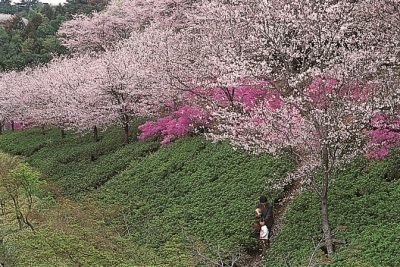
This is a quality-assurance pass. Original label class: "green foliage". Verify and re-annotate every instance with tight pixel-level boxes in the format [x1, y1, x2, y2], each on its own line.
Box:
[0, 125, 398, 266]
[0, 151, 19, 176]
[0, 152, 47, 232]
[0, 5, 67, 71]
[266, 151, 400, 266]
[2, 210, 155, 266]
[0, 127, 61, 156]
[21, 126, 160, 196]
[0, 0, 18, 14]
[8, 162, 44, 198]
[96, 136, 292, 265]
[63, 0, 108, 16]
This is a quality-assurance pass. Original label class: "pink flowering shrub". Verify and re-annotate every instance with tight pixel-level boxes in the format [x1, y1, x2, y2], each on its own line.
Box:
[138, 105, 209, 145]
[367, 112, 400, 159]
[305, 76, 338, 108]
[305, 76, 371, 107]
[139, 77, 400, 156]
[138, 84, 274, 144]
[137, 116, 174, 140]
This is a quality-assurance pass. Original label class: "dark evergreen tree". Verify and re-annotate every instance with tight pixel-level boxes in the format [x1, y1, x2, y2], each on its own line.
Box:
[0, 0, 17, 14]
[0, 3, 67, 71]
[64, 0, 108, 15]
[15, 0, 39, 12]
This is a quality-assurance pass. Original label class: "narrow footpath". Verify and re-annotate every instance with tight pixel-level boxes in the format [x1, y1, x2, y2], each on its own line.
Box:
[245, 177, 302, 266]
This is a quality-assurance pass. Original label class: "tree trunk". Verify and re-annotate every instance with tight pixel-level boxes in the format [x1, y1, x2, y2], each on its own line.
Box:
[1, 199, 5, 215]
[122, 113, 130, 145]
[320, 144, 334, 254]
[93, 125, 99, 142]
[11, 196, 23, 230]
[20, 211, 34, 231]
[17, 214, 23, 230]
[11, 120, 14, 131]
[124, 122, 129, 145]
[60, 128, 66, 138]
[321, 192, 334, 254]
[0, 122, 3, 135]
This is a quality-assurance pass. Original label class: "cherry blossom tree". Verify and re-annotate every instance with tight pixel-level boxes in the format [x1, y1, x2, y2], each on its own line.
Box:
[138, 83, 273, 144]
[165, 0, 399, 255]
[28, 54, 104, 137]
[207, 76, 399, 254]
[0, 55, 99, 137]
[57, 0, 193, 51]
[84, 28, 177, 144]
[161, 0, 398, 88]
[0, 70, 36, 132]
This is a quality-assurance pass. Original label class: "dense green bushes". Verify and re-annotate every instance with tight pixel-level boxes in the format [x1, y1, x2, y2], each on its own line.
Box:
[0, 127, 292, 266]
[266, 152, 400, 266]
[97, 137, 291, 257]
[0, 127, 398, 266]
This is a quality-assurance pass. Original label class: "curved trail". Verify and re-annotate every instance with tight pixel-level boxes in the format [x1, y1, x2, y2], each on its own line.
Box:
[244, 177, 302, 266]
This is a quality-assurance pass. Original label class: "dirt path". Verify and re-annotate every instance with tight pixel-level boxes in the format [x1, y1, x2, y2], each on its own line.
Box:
[244, 177, 302, 266]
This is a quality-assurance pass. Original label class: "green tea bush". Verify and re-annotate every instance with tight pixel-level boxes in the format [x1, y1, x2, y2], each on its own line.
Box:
[17, 125, 160, 196]
[0, 127, 61, 156]
[2, 125, 397, 266]
[97, 136, 292, 265]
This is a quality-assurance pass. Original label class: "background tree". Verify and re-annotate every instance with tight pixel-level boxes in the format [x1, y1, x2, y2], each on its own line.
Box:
[63, 0, 108, 16]
[14, 0, 39, 13]
[0, 0, 17, 13]
[39, 3, 55, 20]
[0, 6, 67, 71]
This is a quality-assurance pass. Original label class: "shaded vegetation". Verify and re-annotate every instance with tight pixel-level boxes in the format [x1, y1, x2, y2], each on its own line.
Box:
[0, 0, 109, 71]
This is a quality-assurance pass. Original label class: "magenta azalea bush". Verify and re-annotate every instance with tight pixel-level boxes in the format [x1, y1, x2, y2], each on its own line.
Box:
[367, 113, 400, 159]
[138, 84, 279, 144]
[138, 105, 209, 145]
[139, 78, 400, 162]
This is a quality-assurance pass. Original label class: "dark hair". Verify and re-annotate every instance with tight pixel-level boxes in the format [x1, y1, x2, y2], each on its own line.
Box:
[259, 196, 268, 203]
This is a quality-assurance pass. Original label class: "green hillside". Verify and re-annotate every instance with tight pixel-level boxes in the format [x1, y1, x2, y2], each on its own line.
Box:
[0, 126, 399, 266]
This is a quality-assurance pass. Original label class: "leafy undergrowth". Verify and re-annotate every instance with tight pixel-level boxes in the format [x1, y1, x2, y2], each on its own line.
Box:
[94, 136, 292, 265]
[266, 150, 400, 267]
[0, 126, 398, 266]
[0, 126, 292, 266]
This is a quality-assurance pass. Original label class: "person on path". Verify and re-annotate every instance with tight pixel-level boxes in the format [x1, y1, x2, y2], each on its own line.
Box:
[259, 218, 269, 257]
[256, 195, 274, 238]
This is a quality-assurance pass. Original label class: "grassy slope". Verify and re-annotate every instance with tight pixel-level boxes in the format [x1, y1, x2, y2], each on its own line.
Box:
[0, 126, 398, 266]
